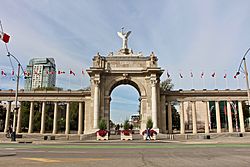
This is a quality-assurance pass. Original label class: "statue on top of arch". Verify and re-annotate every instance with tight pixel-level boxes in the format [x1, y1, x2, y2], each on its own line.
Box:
[117, 27, 132, 55]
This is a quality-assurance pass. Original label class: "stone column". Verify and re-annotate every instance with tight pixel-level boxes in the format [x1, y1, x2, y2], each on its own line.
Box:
[215, 101, 221, 133]
[52, 102, 58, 134]
[78, 102, 83, 135]
[93, 80, 100, 129]
[16, 102, 22, 133]
[65, 102, 70, 134]
[28, 102, 34, 133]
[160, 95, 166, 133]
[4, 101, 12, 133]
[40, 102, 46, 134]
[180, 101, 185, 134]
[238, 101, 245, 133]
[167, 102, 173, 134]
[151, 79, 158, 129]
[204, 101, 210, 134]
[104, 96, 111, 130]
[227, 101, 233, 133]
[191, 101, 197, 134]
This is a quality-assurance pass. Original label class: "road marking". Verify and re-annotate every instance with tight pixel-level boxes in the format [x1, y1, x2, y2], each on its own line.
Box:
[22, 158, 61, 163]
[22, 158, 111, 163]
[48, 151, 87, 154]
[17, 150, 46, 153]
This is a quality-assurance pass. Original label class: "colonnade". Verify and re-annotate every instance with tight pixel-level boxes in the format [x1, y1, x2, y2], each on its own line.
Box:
[3, 101, 85, 135]
[166, 100, 246, 134]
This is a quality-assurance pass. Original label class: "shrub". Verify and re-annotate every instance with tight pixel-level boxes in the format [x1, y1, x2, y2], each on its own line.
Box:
[123, 120, 130, 130]
[146, 118, 153, 129]
[98, 119, 107, 130]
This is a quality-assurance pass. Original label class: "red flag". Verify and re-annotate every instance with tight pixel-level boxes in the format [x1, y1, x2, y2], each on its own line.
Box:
[179, 73, 183, 79]
[49, 71, 55, 74]
[24, 71, 30, 76]
[223, 74, 227, 78]
[211, 72, 215, 77]
[0, 32, 10, 43]
[70, 69, 75, 76]
[234, 75, 237, 79]
[1, 69, 6, 76]
[81, 69, 85, 75]
[201, 72, 204, 78]
[58, 70, 65, 74]
[11, 70, 14, 76]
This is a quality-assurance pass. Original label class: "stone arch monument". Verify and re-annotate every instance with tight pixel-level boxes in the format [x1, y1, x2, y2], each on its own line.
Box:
[86, 30, 164, 133]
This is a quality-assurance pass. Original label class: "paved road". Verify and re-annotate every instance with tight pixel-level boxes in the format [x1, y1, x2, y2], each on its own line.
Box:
[0, 143, 250, 167]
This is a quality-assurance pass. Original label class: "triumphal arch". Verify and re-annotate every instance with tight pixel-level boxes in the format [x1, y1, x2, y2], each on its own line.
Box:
[86, 30, 164, 133]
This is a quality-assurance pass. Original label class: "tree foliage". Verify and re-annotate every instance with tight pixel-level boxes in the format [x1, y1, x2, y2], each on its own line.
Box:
[98, 119, 107, 130]
[146, 118, 153, 129]
[160, 78, 174, 91]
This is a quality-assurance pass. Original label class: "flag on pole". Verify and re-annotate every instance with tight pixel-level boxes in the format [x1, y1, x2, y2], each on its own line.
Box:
[166, 71, 170, 78]
[58, 70, 65, 74]
[1, 69, 6, 76]
[0, 32, 10, 43]
[24, 71, 30, 76]
[179, 73, 183, 79]
[49, 71, 55, 75]
[11, 70, 14, 76]
[211, 72, 215, 77]
[81, 69, 85, 75]
[201, 72, 204, 78]
[70, 69, 76, 76]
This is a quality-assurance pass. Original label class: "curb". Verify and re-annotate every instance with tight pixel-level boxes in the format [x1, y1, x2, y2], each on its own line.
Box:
[0, 152, 16, 157]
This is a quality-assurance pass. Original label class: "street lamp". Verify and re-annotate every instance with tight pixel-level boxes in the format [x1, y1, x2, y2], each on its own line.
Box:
[7, 52, 25, 141]
[236, 48, 250, 128]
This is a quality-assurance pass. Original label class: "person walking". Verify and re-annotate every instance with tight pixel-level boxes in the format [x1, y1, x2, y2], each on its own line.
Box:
[146, 128, 151, 140]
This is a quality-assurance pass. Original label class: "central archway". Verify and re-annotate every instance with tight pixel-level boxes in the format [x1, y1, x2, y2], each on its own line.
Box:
[110, 84, 140, 131]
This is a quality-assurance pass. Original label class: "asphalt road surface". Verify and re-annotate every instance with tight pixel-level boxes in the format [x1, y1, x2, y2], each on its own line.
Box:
[0, 142, 250, 167]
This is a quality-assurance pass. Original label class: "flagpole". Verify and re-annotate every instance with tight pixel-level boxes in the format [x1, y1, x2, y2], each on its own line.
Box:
[191, 77, 194, 89]
[202, 77, 205, 89]
[226, 77, 228, 89]
[237, 77, 240, 89]
[214, 76, 217, 89]
[236, 48, 250, 128]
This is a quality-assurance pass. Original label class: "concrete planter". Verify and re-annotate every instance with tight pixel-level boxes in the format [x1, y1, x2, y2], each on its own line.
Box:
[96, 131, 109, 140]
[121, 131, 132, 140]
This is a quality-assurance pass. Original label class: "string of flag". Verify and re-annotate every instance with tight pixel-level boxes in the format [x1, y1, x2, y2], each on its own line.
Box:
[0, 68, 86, 77]
[166, 71, 240, 79]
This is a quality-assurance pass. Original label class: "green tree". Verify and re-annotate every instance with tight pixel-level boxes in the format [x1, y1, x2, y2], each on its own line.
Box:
[70, 102, 78, 131]
[160, 78, 174, 91]
[20, 102, 30, 132]
[0, 105, 6, 131]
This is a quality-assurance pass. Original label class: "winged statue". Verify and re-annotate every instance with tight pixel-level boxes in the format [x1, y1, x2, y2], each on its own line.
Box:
[117, 28, 131, 50]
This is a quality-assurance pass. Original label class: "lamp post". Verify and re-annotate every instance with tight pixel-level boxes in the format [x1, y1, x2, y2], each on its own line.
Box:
[7, 52, 25, 141]
[236, 48, 250, 128]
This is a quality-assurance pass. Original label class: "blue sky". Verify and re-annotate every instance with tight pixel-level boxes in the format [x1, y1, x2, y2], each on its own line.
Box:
[1, 0, 250, 123]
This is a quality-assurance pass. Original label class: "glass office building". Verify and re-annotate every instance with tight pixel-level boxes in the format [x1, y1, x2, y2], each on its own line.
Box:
[24, 58, 56, 90]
